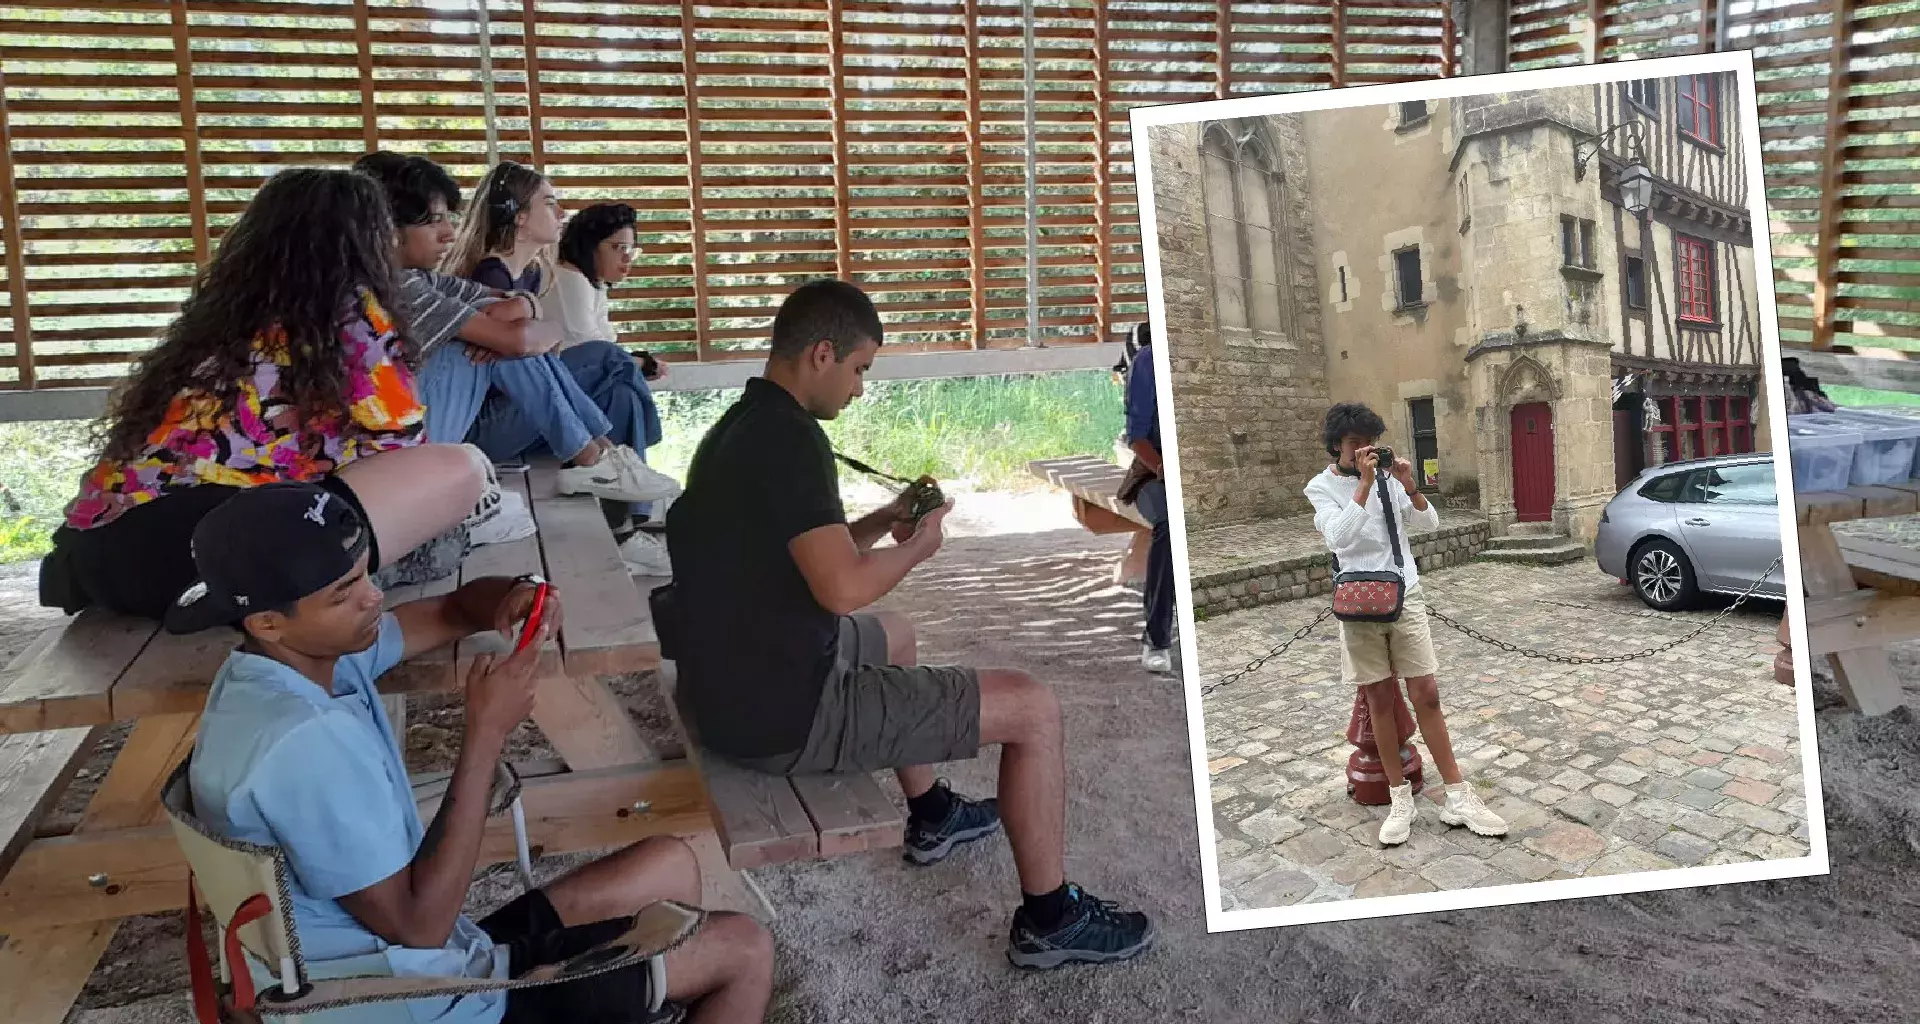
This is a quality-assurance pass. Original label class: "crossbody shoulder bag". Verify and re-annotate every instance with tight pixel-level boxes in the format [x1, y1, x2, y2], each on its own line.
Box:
[1329, 470, 1405, 623]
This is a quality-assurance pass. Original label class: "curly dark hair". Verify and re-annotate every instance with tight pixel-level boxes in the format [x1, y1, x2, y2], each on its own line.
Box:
[1322, 402, 1386, 457]
[557, 203, 638, 288]
[769, 279, 884, 362]
[352, 150, 461, 227]
[97, 168, 409, 462]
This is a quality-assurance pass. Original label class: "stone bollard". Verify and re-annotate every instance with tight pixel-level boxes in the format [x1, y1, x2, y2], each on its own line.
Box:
[1346, 684, 1424, 805]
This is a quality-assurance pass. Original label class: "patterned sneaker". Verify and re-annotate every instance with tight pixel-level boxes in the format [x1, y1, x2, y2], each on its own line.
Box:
[1378, 782, 1418, 846]
[902, 781, 1001, 865]
[1438, 781, 1509, 837]
[1007, 884, 1155, 970]
[556, 459, 655, 504]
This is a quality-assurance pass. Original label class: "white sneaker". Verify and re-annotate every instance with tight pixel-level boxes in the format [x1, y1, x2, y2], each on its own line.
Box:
[619, 531, 673, 576]
[605, 445, 681, 503]
[1141, 644, 1174, 675]
[469, 489, 536, 547]
[556, 457, 654, 503]
[1438, 781, 1509, 837]
[1379, 782, 1418, 846]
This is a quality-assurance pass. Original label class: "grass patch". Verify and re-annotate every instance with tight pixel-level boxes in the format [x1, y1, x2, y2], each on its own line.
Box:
[0, 420, 97, 563]
[648, 371, 1124, 492]
[0, 372, 1125, 564]
[1827, 385, 1920, 408]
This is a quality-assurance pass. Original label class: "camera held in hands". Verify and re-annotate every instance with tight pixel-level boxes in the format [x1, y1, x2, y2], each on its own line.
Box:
[904, 476, 946, 522]
[1369, 445, 1394, 471]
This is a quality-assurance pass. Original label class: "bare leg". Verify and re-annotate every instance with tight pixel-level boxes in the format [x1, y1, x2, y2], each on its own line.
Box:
[872, 610, 937, 801]
[1405, 674, 1463, 786]
[977, 668, 1067, 896]
[541, 836, 773, 1024]
[333, 443, 483, 569]
[1360, 678, 1406, 788]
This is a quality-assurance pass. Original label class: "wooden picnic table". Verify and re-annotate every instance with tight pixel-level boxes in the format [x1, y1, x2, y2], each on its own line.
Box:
[0, 466, 711, 1023]
[1787, 478, 1920, 716]
[1028, 454, 1154, 585]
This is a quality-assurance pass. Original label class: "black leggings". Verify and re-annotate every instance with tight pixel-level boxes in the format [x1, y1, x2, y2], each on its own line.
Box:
[39, 476, 377, 620]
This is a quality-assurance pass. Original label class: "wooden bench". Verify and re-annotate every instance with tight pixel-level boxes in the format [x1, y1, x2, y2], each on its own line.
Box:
[1785, 478, 1920, 715]
[1028, 454, 1153, 584]
[0, 465, 728, 1023]
[656, 660, 903, 871]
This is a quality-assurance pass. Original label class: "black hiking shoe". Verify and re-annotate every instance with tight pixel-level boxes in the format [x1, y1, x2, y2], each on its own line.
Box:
[1007, 883, 1155, 970]
[902, 782, 1001, 865]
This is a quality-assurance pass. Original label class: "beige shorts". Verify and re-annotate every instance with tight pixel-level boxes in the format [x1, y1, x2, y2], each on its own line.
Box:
[1339, 583, 1439, 685]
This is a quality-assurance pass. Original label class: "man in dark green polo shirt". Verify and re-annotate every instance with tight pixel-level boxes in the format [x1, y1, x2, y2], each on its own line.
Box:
[664, 280, 1154, 970]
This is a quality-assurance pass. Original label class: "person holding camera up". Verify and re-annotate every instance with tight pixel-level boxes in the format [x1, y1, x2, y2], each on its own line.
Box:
[1305, 403, 1508, 847]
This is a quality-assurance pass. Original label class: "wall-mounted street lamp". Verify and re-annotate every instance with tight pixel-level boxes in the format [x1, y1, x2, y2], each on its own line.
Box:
[1573, 119, 1653, 215]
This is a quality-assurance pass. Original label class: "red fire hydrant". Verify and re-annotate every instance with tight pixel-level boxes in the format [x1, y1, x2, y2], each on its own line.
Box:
[1346, 683, 1424, 805]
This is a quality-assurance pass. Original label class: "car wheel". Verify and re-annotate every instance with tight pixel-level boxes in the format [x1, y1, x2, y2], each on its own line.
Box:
[1630, 538, 1698, 611]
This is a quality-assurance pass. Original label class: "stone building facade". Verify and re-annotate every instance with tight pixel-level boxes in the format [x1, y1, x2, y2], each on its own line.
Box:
[1146, 117, 1331, 528]
[1149, 74, 1766, 544]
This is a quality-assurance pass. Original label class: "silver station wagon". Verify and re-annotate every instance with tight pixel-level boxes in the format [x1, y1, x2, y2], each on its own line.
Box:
[1594, 453, 1787, 611]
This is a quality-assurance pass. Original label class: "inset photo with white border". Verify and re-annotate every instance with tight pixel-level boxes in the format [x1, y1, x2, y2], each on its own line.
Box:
[1128, 50, 1828, 933]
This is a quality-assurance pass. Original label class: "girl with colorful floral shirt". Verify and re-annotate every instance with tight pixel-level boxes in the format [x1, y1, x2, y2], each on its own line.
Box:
[40, 168, 484, 625]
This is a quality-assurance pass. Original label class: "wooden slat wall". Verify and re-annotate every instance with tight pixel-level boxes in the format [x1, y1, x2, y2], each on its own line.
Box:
[1514, 1, 1919, 356]
[0, 0, 1460, 390]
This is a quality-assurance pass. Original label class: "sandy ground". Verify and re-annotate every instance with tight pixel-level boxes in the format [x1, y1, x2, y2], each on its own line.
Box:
[5, 489, 1920, 1022]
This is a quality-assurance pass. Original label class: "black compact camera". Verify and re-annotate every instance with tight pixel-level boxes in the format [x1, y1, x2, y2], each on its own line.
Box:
[903, 476, 946, 521]
[1371, 445, 1394, 468]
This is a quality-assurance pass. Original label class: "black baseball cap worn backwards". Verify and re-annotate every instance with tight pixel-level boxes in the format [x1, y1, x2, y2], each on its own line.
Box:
[166, 482, 372, 635]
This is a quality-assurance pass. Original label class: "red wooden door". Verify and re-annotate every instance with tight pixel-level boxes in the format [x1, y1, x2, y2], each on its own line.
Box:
[1510, 402, 1555, 522]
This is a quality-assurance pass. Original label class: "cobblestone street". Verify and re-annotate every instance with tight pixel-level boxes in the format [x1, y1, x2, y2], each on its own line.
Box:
[1198, 557, 1805, 911]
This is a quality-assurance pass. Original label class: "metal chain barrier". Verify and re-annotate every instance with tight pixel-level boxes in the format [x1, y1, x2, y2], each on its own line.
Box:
[1199, 556, 1783, 698]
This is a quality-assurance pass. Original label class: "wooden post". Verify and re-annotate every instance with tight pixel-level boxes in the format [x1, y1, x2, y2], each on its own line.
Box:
[1092, 2, 1113, 346]
[1441, 2, 1457, 76]
[1699, 0, 1718, 54]
[678, 0, 713, 362]
[521, 0, 548, 174]
[168, 0, 210, 266]
[1588, 0, 1609, 63]
[1215, 0, 1232, 98]
[354, 0, 377, 151]
[1330, 1, 1346, 88]
[964, 0, 985, 349]
[0, 65, 32, 390]
[1811, 0, 1853, 353]
[827, 0, 852, 282]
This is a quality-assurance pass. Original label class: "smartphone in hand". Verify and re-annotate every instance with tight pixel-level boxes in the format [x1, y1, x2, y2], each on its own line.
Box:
[514, 582, 553, 655]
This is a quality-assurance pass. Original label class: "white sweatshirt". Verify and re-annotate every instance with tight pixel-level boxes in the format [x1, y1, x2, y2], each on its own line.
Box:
[549, 265, 616, 351]
[1304, 465, 1441, 592]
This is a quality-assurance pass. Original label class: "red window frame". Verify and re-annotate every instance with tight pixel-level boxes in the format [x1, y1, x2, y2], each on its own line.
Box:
[1647, 394, 1754, 464]
[1675, 234, 1716, 324]
[1678, 74, 1718, 145]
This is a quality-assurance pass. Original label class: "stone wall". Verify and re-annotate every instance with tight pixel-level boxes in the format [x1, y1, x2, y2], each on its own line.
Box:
[1147, 118, 1332, 531]
[1191, 518, 1491, 619]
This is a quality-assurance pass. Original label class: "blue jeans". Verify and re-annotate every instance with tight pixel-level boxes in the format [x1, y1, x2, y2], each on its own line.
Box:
[469, 341, 664, 518]
[1132, 475, 1174, 651]
[418, 343, 609, 464]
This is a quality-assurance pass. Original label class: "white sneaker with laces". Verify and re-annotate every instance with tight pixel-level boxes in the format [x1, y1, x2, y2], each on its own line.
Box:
[556, 457, 653, 503]
[620, 531, 674, 576]
[606, 445, 681, 503]
[1438, 781, 1509, 836]
[469, 489, 536, 547]
[1141, 644, 1174, 675]
[1379, 782, 1418, 846]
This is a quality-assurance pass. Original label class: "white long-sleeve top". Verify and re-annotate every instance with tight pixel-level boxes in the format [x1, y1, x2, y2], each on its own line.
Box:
[1304, 465, 1441, 592]
[548, 264, 616, 351]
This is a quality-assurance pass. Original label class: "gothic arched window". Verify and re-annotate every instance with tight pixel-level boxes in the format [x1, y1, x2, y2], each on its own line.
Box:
[1200, 121, 1291, 340]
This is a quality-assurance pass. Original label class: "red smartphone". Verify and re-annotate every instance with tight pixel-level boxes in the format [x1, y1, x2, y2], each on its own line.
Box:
[513, 582, 552, 655]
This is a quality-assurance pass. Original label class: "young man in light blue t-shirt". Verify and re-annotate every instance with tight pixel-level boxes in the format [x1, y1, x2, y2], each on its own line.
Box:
[176, 482, 771, 1024]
